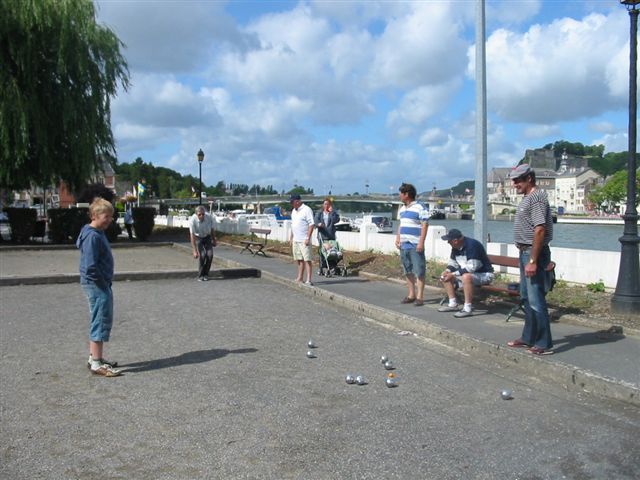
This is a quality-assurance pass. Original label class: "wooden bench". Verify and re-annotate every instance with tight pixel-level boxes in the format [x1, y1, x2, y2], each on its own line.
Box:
[240, 228, 271, 257]
[441, 254, 556, 322]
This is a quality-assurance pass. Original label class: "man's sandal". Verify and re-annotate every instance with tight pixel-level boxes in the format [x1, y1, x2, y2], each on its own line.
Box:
[401, 297, 416, 304]
[528, 346, 554, 356]
[507, 339, 530, 348]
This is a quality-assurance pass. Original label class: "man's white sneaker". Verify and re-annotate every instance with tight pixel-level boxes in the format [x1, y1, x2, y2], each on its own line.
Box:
[454, 309, 473, 318]
[437, 305, 459, 312]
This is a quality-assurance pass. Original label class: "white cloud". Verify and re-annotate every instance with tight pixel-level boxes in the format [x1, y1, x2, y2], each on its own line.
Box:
[589, 121, 616, 134]
[472, 11, 629, 123]
[487, 0, 541, 26]
[523, 124, 562, 139]
[96, 2, 632, 194]
[594, 132, 628, 154]
[216, 5, 374, 125]
[370, 2, 468, 89]
[387, 81, 462, 137]
[419, 128, 448, 148]
[96, 0, 256, 73]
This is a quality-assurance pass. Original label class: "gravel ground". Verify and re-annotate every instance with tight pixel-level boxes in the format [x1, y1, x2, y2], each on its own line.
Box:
[1, 277, 639, 479]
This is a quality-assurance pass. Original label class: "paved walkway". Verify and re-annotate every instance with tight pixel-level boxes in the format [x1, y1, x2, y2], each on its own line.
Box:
[0, 242, 638, 406]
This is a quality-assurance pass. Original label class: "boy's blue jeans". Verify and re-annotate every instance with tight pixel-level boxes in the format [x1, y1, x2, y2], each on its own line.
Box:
[518, 246, 553, 349]
[82, 283, 113, 342]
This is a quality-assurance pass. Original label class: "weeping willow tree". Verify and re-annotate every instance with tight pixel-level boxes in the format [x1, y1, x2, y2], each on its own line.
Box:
[0, 0, 129, 192]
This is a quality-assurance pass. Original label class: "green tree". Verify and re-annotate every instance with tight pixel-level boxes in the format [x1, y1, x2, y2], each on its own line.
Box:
[588, 169, 640, 212]
[0, 0, 130, 191]
[157, 174, 171, 198]
[288, 185, 313, 196]
[589, 151, 636, 177]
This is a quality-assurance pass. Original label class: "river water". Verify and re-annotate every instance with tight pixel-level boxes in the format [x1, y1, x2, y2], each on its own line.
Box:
[429, 219, 627, 252]
[344, 214, 630, 252]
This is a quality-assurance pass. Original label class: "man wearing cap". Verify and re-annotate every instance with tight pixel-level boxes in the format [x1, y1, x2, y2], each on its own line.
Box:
[395, 183, 429, 306]
[189, 205, 217, 281]
[437, 229, 494, 317]
[289, 194, 315, 285]
[507, 164, 554, 355]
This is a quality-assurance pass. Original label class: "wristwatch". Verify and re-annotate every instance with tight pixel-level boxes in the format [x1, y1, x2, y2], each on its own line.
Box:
[529, 258, 536, 264]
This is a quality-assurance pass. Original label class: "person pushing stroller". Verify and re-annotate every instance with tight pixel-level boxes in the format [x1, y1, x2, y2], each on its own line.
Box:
[314, 198, 340, 275]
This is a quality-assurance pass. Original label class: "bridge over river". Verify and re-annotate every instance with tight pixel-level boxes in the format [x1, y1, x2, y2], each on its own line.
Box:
[148, 194, 514, 216]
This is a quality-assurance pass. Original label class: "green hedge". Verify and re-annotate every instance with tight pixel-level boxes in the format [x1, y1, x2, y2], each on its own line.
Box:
[4, 208, 37, 243]
[47, 208, 90, 243]
[132, 207, 156, 241]
[47, 208, 121, 244]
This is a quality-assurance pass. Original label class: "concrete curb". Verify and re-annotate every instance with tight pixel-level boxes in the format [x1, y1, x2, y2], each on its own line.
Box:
[215, 254, 640, 407]
[0, 268, 260, 286]
[0, 241, 175, 251]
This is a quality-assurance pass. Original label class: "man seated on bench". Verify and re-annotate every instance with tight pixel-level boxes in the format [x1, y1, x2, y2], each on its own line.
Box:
[437, 228, 494, 318]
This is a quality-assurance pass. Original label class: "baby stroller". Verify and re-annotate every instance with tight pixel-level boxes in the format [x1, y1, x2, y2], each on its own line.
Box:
[317, 235, 348, 277]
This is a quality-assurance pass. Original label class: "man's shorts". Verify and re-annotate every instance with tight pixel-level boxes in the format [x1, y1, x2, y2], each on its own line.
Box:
[400, 247, 426, 278]
[453, 272, 494, 288]
[292, 241, 313, 261]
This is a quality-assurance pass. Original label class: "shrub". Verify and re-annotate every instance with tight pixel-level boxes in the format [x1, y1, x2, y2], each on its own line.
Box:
[47, 208, 90, 243]
[4, 208, 37, 243]
[132, 207, 156, 241]
[587, 280, 606, 293]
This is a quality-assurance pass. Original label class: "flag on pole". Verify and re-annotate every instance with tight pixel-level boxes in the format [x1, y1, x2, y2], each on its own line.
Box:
[138, 182, 146, 196]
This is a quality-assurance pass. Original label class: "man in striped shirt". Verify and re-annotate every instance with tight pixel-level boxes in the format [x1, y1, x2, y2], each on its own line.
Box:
[507, 164, 554, 355]
[395, 183, 429, 306]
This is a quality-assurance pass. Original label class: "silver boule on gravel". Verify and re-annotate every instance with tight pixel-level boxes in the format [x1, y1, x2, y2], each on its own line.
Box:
[501, 389, 513, 400]
[345, 374, 355, 384]
[306, 350, 316, 358]
[380, 355, 389, 364]
[384, 360, 394, 370]
[307, 339, 316, 348]
[385, 377, 398, 388]
[355, 375, 366, 385]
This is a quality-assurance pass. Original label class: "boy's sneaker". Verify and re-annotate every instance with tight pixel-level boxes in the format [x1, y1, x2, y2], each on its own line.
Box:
[454, 309, 473, 318]
[87, 355, 118, 369]
[91, 363, 122, 377]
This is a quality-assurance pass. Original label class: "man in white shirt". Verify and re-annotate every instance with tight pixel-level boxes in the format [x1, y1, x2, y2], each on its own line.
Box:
[189, 205, 217, 281]
[289, 194, 315, 285]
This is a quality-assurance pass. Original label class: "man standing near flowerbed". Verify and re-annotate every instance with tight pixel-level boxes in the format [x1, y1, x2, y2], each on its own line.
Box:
[395, 183, 429, 306]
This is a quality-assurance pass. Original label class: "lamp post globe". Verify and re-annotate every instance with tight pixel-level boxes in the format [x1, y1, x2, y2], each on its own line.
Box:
[612, 0, 640, 315]
[197, 149, 205, 206]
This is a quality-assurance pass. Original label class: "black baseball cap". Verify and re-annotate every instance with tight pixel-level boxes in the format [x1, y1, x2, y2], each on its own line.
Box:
[441, 228, 463, 241]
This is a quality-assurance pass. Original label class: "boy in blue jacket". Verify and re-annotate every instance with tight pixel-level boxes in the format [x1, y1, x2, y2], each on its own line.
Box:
[76, 198, 121, 377]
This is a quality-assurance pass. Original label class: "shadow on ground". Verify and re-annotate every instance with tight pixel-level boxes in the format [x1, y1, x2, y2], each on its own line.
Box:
[552, 331, 625, 354]
[120, 347, 258, 373]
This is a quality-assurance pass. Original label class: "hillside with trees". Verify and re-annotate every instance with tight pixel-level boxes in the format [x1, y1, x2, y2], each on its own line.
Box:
[115, 157, 308, 199]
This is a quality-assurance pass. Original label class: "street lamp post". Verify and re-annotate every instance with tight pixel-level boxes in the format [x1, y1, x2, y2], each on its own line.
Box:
[612, 0, 640, 315]
[197, 149, 205, 206]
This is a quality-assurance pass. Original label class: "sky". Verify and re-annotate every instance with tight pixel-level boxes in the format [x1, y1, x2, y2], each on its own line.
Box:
[95, 0, 636, 196]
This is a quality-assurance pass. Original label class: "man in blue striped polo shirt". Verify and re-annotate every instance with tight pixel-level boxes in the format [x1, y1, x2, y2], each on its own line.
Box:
[395, 183, 429, 306]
